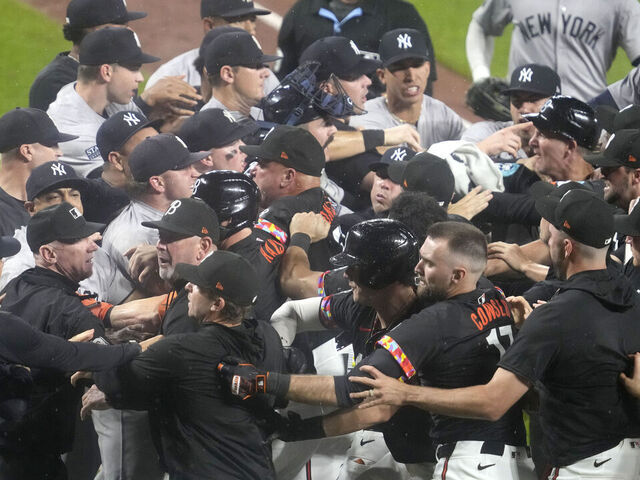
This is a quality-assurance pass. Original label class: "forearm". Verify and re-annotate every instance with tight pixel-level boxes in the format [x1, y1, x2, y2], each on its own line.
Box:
[279, 246, 321, 299]
[327, 130, 367, 161]
[286, 375, 339, 406]
[521, 239, 551, 266]
[466, 18, 493, 81]
[323, 404, 397, 436]
[109, 295, 163, 329]
[402, 383, 499, 420]
[521, 262, 550, 283]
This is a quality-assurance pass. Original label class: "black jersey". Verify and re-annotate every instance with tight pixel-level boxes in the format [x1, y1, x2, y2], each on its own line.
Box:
[499, 269, 640, 467]
[0, 187, 29, 238]
[378, 287, 526, 445]
[29, 52, 78, 111]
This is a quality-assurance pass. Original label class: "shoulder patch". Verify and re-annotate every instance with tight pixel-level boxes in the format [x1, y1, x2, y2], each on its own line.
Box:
[496, 162, 521, 177]
[85, 145, 101, 160]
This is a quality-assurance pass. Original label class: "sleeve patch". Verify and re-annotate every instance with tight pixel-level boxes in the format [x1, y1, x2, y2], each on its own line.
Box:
[255, 218, 288, 244]
[320, 295, 337, 329]
[317, 271, 328, 297]
[377, 335, 416, 380]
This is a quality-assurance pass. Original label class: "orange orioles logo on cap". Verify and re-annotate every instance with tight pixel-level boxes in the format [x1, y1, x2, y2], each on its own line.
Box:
[280, 151, 289, 160]
[216, 281, 224, 291]
[629, 155, 637, 163]
[563, 220, 571, 229]
[201, 227, 209, 235]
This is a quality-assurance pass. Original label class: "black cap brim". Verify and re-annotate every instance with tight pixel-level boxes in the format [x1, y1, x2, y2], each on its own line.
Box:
[28, 178, 90, 202]
[368, 162, 389, 173]
[383, 53, 429, 68]
[176, 150, 211, 169]
[614, 213, 640, 236]
[387, 161, 408, 184]
[259, 53, 282, 64]
[583, 151, 624, 168]
[239, 144, 271, 159]
[0, 236, 21, 258]
[40, 132, 79, 147]
[353, 57, 382, 76]
[175, 262, 207, 286]
[59, 221, 106, 241]
[535, 195, 560, 226]
[503, 86, 554, 97]
[141, 219, 198, 238]
[137, 52, 161, 64]
[125, 11, 147, 22]
[218, 7, 271, 17]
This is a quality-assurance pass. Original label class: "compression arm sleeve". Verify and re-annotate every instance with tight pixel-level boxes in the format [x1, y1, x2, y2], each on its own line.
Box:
[270, 297, 323, 347]
[466, 17, 494, 81]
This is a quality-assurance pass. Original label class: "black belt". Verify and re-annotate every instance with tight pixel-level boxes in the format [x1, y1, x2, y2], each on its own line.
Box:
[436, 441, 506, 460]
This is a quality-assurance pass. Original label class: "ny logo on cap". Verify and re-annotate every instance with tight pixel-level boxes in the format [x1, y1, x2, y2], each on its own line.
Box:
[69, 207, 81, 219]
[51, 163, 67, 176]
[390, 148, 407, 162]
[123, 113, 141, 127]
[166, 200, 182, 216]
[175, 136, 189, 150]
[519, 67, 533, 83]
[349, 40, 361, 55]
[397, 33, 413, 50]
[223, 110, 236, 123]
[132, 31, 142, 48]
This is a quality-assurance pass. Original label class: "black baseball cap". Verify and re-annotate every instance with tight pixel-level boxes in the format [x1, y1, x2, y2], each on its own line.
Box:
[596, 105, 640, 134]
[200, 0, 270, 19]
[369, 146, 416, 178]
[66, 0, 146, 28]
[204, 31, 280, 74]
[96, 111, 160, 160]
[195, 26, 245, 72]
[503, 63, 561, 97]
[523, 95, 599, 150]
[614, 205, 640, 237]
[0, 108, 77, 153]
[128, 134, 210, 182]
[27, 202, 105, 253]
[379, 28, 429, 68]
[178, 109, 257, 151]
[142, 197, 220, 243]
[79, 26, 159, 66]
[300, 36, 381, 82]
[176, 250, 259, 306]
[535, 188, 614, 248]
[0, 236, 20, 258]
[585, 129, 640, 169]
[388, 152, 455, 206]
[26, 162, 89, 201]
[240, 126, 325, 177]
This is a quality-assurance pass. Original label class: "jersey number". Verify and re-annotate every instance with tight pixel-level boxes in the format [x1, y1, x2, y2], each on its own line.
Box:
[485, 326, 514, 358]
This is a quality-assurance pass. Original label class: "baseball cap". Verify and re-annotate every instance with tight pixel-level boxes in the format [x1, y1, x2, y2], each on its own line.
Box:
[388, 152, 455, 206]
[240, 126, 325, 177]
[614, 205, 640, 237]
[195, 26, 245, 72]
[26, 162, 89, 201]
[178, 109, 257, 151]
[0, 108, 77, 153]
[200, 0, 270, 19]
[142, 197, 220, 243]
[369, 146, 416, 178]
[535, 188, 614, 248]
[0, 236, 20, 258]
[66, 0, 146, 28]
[27, 202, 105, 253]
[128, 134, 210, 182]
[204, 31, 280, 74]
[523, 95, 599, 149]
[175, 250, 259, 306]
[585, 129, 640, 169]
[79, 27, 160, 66]
[379, 28, 429, 68]
[96, 111, 160, 160]
[596, 105, 640, 134]
[300, 37, 381, 82]
[503, 64, 561, 97]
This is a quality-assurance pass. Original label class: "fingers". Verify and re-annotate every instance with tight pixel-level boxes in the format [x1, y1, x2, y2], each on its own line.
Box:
[139, 334, 163, 352]
[69, 329, 94, 343]
[70, 370, 91, 387]
[508, 121, 533, 132]
[124, 247, 137, 259]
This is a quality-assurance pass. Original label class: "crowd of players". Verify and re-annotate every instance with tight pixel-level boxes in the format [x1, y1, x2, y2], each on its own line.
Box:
[2, 0, 640, 479]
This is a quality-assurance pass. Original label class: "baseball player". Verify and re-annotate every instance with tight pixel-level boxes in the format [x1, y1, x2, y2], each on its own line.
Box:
[591, 65, 640, 109]
[466, 0, 640, 101]
[349, 28, 464, 150]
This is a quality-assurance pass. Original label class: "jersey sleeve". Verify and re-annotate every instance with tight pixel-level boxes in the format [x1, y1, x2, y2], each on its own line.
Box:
[617, 0, 640, 64]
[497, 302, 561, 384]
[319, 291, 362, 333]
[472, 0, 513, 37]
[607, 66, 640, 108]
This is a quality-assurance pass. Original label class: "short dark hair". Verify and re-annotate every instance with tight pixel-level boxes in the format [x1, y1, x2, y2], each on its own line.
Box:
[426, 221, 487, 273]
[200, 289, 250, 323]
[388, 192, 447, 246]
[208, 66, 239, 88]
[77, 64, 103, 82]
[63, 23, 90, 45]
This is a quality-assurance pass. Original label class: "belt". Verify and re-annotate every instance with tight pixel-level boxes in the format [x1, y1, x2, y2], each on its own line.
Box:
[436, 441, 506, 460]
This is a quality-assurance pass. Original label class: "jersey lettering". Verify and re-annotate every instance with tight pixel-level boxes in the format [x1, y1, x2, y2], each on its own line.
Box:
[560, 14, 604, 49]
[485, 325, 514, 358]
[470, 297, 510, 331]
[518, 13, 551, 41]
[259, 238, 285, 263]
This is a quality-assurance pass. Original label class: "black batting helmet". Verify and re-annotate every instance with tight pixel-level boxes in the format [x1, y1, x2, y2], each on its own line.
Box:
[523, 95, 600, 149]
[330, 218, 418, 289]
[193, 170, 259, 240]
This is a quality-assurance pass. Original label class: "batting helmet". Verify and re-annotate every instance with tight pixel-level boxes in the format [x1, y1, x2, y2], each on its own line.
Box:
[193, 170, 259, 240]
[523, 95, 600, 149]
[330, 218, 418, 289]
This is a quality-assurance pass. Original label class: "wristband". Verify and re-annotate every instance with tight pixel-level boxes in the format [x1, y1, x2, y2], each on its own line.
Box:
[289, 233, 311, 252]
[103, 306, 113, 329]
[266, 372, 291, 398]
[362, 129, 385, 151]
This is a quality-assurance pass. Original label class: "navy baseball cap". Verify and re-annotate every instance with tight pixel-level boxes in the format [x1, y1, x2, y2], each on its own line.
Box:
[585, 129, 640, 169]
[0, 236, 20, 258]
[504, 64, 561, 97]
[240, 126, 325, 177]
[388, 152, 455, 206]
[195, 26, 245, 72]
[379, 28, 429, 68]
[300, 36, 380, 82]
[178, 109, 257, 151]
[200, 0, 270, 19]
[27, 202, 105, 253]
[97, 111, 160, 160]
[176, 250, 259, 306]
[26, 162, 89, 201]
[0, 108, 77, 153]
[142, 197, 220, 243]
[128, 134, 210, 182]
[79, 27, 159, 66]
[66, 0, 146, 28]
[369, 146, 417, 178]
[204, 31, 280, 73]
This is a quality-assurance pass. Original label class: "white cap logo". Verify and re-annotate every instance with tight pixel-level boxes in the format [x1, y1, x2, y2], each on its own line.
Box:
[122, 0, 128, 7]
[605, 133, 616, 149]
[519, 67, 533, 83]
[50, 163, 67, 176]
[69, 207, 82, 219]
[132, 31, 142, 48]
[175, 136, 188, 150]
[349, 40, 361, 55]
[396, 33, 413, 50]
[165, 200, 182, 216]
[390, 148, 407, 162]
[223, 110, 236, 123]
[122, 112, 141, 127]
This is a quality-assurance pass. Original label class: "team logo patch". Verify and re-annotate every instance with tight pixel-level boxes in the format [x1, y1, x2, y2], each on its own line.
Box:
[50, 162, 67, 176]
[280, 151, 289, 160]
[165, 200, 181, 215]
[396, 33, 412, 49]
[122, 112, 141, 127]
[390, 147, 407, 162]
[216, 281, 224, 291]
[563, 220, 571, 229]
[629, 155, 637, 163]
[68, 207, 82, 219]
[201, 227, 209, 235]
[519, 67, 533, 82]
[85, 145, 101, 160]
[497, 162, 520, 177]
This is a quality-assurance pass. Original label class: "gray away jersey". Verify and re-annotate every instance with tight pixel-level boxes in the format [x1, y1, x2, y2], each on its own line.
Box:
[473, 0, 640, 101]
[607, 65, 640, 108]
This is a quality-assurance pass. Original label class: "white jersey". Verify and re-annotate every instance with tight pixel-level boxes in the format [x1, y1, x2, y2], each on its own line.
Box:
[473, 0, 640, 101]
[47, 82, 140, 177]
[349, 95, 464, 149]
[144, 47, 279, 94]
[607, 66, 640, 108]
[88, 199, 162, 305]
[200, 95, 262, 122]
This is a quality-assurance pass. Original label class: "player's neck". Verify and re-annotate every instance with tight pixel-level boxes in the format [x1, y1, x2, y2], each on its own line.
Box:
[373, 285, 416, 328]
[0, 159, 30, 201]
[564, 255, 608, 280]
[75, 81, 110, 115]
[134, 192, 175, 213]
[212, 88, 252, 116]
[220, 228, 251, 250]
[385, 96, 421, 125]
